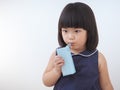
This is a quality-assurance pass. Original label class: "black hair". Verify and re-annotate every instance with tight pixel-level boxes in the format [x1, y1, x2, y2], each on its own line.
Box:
[58, 2, 98, 51]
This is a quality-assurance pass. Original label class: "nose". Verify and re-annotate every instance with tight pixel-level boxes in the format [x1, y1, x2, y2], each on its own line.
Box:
[68, 33, 75, 40]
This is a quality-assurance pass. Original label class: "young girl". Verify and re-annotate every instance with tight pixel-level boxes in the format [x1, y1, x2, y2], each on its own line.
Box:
[42, 2, 113, 90]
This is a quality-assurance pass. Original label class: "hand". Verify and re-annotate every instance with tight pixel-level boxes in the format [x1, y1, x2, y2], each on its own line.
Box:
[54, 55, 64, 74]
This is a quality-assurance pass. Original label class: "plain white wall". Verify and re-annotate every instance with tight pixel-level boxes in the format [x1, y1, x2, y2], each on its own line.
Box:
[0, 0, 120, 90]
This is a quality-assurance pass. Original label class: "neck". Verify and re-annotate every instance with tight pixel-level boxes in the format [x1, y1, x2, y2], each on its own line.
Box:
[70, 48, 86, 54]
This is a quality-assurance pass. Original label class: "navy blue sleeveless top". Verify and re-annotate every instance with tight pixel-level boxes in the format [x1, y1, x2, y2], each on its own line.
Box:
[54, 49, 101, 90]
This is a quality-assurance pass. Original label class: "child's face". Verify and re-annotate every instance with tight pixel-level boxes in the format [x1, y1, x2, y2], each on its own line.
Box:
[61, 27, 87, 52]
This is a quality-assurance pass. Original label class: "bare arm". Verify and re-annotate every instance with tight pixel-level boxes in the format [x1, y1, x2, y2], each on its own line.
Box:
[42, 51, 64, 87]
[98, 52, 114, 90]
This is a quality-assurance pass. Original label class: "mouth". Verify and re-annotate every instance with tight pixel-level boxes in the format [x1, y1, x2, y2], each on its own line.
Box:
[68, 43, 74, 47]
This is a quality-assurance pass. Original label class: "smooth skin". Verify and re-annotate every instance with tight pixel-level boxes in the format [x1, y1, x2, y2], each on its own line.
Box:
[42, 28, 113, 90]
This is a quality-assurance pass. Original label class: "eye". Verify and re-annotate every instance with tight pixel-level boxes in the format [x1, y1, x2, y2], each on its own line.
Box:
[75, 30, 81, 33]
[62, 30, 68, 33]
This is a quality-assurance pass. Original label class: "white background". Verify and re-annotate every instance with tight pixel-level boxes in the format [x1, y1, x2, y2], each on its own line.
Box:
[0, 0, 120, 90]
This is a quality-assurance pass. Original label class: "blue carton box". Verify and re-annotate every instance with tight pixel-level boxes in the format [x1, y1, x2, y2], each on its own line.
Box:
[56, 45, 76, 76]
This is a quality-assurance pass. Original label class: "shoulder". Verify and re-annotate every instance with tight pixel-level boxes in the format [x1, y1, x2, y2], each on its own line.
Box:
[98, 51, 107, 71]
[98, 52, 106, 62]
[43, 50, 56, 73]
[50, 50, 56, 61]
[49, 50, 57, 63]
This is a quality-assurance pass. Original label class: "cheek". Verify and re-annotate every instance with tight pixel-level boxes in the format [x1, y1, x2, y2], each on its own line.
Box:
[62, 33, 67, 41]
[82, 35, 87, 44]
[62, 33, 65, 39]
[77, 34, 87, 43]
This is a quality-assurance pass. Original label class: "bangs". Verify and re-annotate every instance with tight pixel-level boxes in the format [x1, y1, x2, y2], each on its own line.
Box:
[59, 5, 85, 28]
[60, 16, 84, 28]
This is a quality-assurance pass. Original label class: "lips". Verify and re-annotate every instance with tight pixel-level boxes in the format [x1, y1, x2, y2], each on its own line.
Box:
[68, 43, 74, 46]
[67, 42, 75, 46]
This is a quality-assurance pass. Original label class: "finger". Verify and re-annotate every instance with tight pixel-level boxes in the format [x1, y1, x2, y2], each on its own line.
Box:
[55, 55, 63, 59]
[55, 59, 64, 64]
